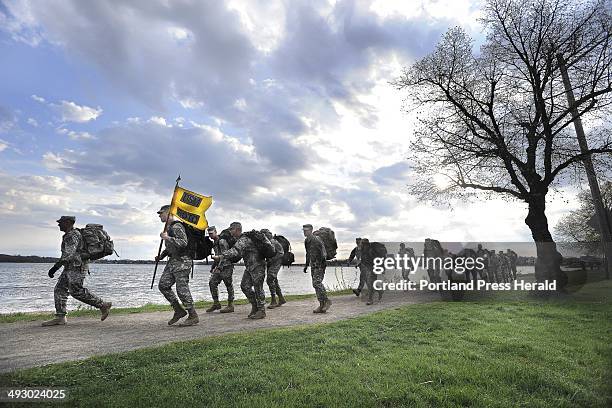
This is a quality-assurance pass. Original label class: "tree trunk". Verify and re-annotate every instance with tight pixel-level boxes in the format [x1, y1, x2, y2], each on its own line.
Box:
[525, 191, 568, 290]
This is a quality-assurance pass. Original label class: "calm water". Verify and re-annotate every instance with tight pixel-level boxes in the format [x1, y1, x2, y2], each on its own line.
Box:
[0, 263, 534, 313]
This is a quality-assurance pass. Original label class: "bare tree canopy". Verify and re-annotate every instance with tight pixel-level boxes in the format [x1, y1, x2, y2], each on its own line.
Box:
[394, 0, 612, 286]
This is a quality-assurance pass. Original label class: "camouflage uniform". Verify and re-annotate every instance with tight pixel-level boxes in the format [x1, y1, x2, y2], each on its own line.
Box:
[348, 245, 366, 292]
[158, 222, 194, 309]
[305, 235, 328, 302]
[209, 237, 235, 302]
[488, 252, 500, 283]
[54, 229, 106, 316]
[222, 234, 266, 310]
[266, 238, 285, 297]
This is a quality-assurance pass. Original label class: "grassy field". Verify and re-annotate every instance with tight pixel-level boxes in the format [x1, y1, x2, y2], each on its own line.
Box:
[0, 289, 354, 324]
[0, 282, 610, 407]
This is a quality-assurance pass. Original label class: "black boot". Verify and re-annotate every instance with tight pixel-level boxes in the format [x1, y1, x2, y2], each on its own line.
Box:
[248, 303, 258, 318]
[168, 302, 187, 325]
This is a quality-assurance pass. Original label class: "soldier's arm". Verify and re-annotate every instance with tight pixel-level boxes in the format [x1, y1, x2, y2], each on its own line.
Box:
[221, 237, 244, 262]
[166, 223, 188, 248]
[218, 239, 232, 267]
[348, 247, 356, 264]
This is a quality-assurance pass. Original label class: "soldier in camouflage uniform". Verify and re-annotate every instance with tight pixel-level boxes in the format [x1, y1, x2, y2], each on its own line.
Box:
[262, 229, 286, 309]
[42, 216, 112, 326]
[506, 249, 518, 281]
[487, 250, 500, 283]
[214, 222, 267, 319]
[206, 226, 235, 314]
[347, 238, 364, 296]
[156, 205, 199, 326]
[303, 224, 332, 313]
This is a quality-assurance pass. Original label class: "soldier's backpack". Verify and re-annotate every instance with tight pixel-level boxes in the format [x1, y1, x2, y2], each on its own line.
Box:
[370, 242, 388, 259]
[78, 224, 117, 261]
[219, 228, 237, 248]
[313, 227, 337, 260]
[274, 234, 295, 266]
[183, 223, 214, 260]
[244, 229, 277, 259]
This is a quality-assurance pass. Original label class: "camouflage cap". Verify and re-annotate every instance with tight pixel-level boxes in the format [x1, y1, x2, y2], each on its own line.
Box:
[302, 224, 313, 230]
[157, 204, 171, 214]
[56, 215, 75, 223]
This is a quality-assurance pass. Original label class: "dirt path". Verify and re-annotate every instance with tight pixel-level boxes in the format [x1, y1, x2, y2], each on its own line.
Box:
[0, 291, 438, 373]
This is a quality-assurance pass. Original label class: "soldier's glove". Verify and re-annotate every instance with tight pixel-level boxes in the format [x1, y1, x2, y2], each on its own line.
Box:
[303, 266, 308, 273]
[48, 263, 61, 278]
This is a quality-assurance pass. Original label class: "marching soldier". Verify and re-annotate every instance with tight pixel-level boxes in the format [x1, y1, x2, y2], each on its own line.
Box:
[214, 222, 267, 319]
[206, 226, 235, 313]
[348, 237, 364, 296]
[262, 229, 286, 309]
[156, 205, 199, 326]
[303, 224, 332, 313]
[42, 216, 112, 326]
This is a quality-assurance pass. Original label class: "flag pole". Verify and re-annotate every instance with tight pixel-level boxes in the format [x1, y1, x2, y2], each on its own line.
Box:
[151, 174, 181, 289]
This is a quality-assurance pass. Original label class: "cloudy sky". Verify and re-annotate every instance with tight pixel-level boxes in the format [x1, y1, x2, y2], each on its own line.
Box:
[0, 0, 581, 260]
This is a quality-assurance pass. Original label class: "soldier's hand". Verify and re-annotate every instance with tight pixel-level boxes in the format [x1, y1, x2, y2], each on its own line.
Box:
[160, 232, 170, 240]
[48, 268, 56, 278]
[303, 266, 308, 273]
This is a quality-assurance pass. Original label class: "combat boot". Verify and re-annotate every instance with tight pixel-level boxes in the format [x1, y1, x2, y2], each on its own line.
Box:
[168, 302, 187, 325]
[352, 289, 360, 296]
[313, 301, 325, 314]
[322, 298, 332, 312]
[206, 301, 222, 313]
[277, 293, 286, 305]
[178, 308, 199, 326]
[220, 301, 234, 313]
[366, 298, 373, 305]
[42, 316, 67, 326]
[249, 309, 266, 319]
[100, 302, 112, 321]
[267, 296, 278, 309]
[248, 303, 258, 318]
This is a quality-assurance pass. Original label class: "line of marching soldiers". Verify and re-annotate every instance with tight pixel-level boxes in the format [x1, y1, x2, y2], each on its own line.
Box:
[41, 207, 332, 327]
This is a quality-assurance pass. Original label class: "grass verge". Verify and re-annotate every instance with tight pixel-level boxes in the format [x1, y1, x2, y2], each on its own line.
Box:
[0, 282, 609, 407]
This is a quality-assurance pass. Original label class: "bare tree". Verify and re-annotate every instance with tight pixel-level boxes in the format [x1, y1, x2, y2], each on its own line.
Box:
[555, 181, 612, 255]
[394, 0, 612, 287]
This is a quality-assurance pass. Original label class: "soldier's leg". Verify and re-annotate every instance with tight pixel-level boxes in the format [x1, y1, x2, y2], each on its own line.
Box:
[365, 267, 375, 303]
[240, 270, 256, 305]
[251, 267, 266, 310]
[54, 271, 70, 317]
[158, 265, 179, 305]
[357, 265, 366, 292]
[209, 272, 223, 303]
[266, 268, 277, 298]
[311, 264, 328, 302]
[221, 269, 235, 303]
[67, 269, 104, 309]
[174, 268, 194, 310]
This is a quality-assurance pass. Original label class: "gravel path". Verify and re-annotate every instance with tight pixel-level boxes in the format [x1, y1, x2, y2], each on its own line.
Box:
[0, 291, 438, 373]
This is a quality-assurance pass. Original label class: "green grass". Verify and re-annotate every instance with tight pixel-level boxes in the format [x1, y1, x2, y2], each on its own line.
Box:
[0, 289, 354, 324]
[1, 283, 610, 407]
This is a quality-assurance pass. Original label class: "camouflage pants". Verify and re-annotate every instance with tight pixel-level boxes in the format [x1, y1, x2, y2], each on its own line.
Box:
[241, 266, 266, 310]
[54, 267, 105, 317]
[488, 266, 499, 283]
[209, 266, 234, 302]
[266, 260, 283, 297]
[363, 264, 383, 301]
[158, 258, 194, 309]
[357, 264, 367, 291]
[311, 262, 328, 302]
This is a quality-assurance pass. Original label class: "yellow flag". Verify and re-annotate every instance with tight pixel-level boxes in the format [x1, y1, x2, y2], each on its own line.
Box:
[170, 187, 213, 230]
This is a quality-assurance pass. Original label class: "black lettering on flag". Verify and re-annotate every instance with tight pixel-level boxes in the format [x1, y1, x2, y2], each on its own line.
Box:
[180, 191, 203, 208]
[176, 207, 200, 225]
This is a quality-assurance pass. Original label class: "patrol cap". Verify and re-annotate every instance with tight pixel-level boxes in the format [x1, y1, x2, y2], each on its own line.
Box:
[56, 215, 75, 223]
[302, 224, 313, 230]
[157, 204, 171, 214]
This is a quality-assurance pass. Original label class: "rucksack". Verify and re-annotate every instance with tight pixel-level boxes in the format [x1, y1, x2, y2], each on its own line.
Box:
[172, 222, 214, 260]
[274, 234, 295, 266]
[219, 228, 237, 248]
[313, 227, 337, 260]
[244, 230, 276, 259]
[78, 224, 117, 261]
[370, 242, 388, 258]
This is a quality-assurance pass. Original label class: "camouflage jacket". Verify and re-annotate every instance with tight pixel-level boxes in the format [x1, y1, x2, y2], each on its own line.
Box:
[60, 229, 87, 271]
[161, 221, 191, 261]
[222, 234, 265, 273]
[212, 237, 234, 270]
[304, 235, 326, 266]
